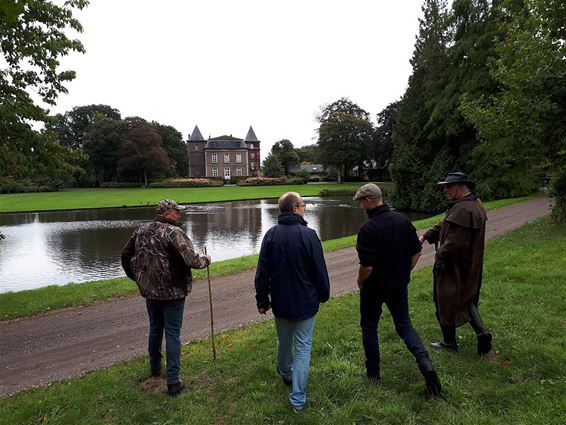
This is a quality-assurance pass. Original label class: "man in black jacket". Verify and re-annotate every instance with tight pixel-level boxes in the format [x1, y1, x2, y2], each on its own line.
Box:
[121, 199, 211, 396]
[255, 192, 330, 413]
[355, 184, 441, 396]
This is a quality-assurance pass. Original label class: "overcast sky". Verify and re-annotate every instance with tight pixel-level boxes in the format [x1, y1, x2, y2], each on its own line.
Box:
[53, 0, 424, 160]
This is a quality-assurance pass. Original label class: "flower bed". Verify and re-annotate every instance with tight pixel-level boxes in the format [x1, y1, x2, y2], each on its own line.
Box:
[238, 176, 288, 185]
[147, 178, 223, 188]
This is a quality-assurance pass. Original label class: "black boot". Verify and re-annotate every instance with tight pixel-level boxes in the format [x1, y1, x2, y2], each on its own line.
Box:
[431, 325, 458, 352]
[418, 359, 442, 396]
[469, 304, 492, 355]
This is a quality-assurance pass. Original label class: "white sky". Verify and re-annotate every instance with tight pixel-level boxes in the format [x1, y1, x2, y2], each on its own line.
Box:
[53, 0, 424, 160]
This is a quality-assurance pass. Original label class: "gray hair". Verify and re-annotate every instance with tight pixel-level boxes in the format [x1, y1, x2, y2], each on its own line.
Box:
[278, 191, 302, 213]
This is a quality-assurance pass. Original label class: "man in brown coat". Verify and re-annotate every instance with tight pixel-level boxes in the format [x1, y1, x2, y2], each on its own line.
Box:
[419, 172, 492, 355]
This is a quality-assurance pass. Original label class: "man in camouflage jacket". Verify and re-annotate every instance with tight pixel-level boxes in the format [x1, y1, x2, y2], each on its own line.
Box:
[121, 199, 211, 395]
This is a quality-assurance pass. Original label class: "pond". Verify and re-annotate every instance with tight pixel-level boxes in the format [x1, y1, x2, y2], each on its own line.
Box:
[0, 196, 429, 293]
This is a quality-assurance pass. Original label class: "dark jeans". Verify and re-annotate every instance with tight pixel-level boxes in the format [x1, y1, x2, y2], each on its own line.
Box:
[146, 297, 185, 384]
[360, 284, 429, 376]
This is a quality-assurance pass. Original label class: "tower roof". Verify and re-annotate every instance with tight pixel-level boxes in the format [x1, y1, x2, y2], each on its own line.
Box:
[189, 125, 205, 141]
[244, 126, 259, 142]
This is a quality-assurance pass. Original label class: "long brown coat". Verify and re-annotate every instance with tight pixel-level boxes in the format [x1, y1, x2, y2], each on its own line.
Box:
[424, 195, 487, 327]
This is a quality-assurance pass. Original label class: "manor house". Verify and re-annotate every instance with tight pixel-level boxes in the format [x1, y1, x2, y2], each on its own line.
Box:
[187, 125, 261, 179]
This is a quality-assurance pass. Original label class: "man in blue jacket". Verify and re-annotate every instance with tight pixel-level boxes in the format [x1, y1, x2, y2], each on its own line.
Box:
[255, 191, 330, 413]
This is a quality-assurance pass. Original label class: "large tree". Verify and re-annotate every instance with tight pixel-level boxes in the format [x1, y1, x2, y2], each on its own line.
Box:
[117, 122, 170, 186]
[462, 0, 566, 220]
[316, 98, 374, 182]
[47, 104, 121, 149]
[296, 144, 320, 164]
[83, 116, 127, 183]
[261, 152, 284, 177]
[271, 139, 299, 175]
[373, 101, 399, 170]
[0, 0, 89, 180]
[152, 122, 188, 177]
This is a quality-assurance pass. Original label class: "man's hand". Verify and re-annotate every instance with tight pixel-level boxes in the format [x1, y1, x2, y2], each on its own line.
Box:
[419, 235, 426, 245]
[258, 304, 271, 314]
[203, 255, 212, 265]
[357, 265, 373, 291]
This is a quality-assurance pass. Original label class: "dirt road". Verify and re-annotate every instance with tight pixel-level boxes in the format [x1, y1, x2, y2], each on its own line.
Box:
[0, 197, 551, 398]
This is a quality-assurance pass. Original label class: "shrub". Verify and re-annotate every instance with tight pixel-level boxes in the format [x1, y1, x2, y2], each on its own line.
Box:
[147, 178, 223, 188]
[239, 176, 288, 186]
[99, 182, 143, 188]
[286, 177, 305, 185]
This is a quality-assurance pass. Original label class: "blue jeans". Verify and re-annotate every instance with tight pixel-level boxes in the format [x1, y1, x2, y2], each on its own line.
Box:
[360, 284, 429, 377]
[146, 298, 185, 384]
[274, 315, 316, 409]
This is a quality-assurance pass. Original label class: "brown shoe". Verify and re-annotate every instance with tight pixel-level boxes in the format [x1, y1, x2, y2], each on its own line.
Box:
[419, 360, 442, 397]
[167, 381, 185, 396]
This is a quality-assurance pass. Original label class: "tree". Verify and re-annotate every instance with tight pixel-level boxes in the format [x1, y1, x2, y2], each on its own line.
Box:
[316, 98, 374, 182]
[461, 0, 566, 220]
[0, 0, 89, 181]
[296, 144, 320, 164]
[46, 104, 121, 149]
[373, 101, 399, 170]
[271, 139, 299, 175]
[117, 123, 170, 186]
[83, 116, 127, 183]
[152, 122, 188, 177]
[261, 152, 284, 177]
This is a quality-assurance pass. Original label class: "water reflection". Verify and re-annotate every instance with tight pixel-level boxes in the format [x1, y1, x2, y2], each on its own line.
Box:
[0, 197, 428, 293]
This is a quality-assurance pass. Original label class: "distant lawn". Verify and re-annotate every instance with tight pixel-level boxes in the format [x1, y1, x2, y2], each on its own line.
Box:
[0, 195, 537, 321]
[0, 218, 563, 424]
[0, 183, 383, 214]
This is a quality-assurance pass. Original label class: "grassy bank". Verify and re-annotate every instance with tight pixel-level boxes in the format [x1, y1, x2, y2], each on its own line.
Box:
[0, 183, 378, 214]
[0, 196, 537, 321]
[1, 218, 564, 424]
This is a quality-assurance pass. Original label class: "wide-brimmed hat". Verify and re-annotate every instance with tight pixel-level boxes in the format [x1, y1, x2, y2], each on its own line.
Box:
[156, 199, 187, 214]
[437, 172, 475, 189]
[353, 183, 382, 200]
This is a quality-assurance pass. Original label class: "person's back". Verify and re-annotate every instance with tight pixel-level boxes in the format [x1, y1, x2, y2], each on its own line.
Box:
[357, 208, 418, 289]
[259, 212, 329, 320]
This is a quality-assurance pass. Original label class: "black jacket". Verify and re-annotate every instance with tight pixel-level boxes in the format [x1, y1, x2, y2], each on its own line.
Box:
[356, 204, 421, 289]
[255, 213, 330, 320]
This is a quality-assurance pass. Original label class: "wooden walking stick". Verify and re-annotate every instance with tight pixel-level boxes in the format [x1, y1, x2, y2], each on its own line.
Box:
[204, 246, 217, 361]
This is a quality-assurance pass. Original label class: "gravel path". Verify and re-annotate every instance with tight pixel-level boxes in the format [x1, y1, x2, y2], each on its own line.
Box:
[0, 197, 552, 398]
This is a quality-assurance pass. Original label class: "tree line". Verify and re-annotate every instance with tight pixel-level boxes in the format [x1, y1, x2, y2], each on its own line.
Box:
[1, 0, 564, 219]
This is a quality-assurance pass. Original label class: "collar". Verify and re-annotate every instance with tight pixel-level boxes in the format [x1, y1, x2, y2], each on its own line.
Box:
[278, 212, 308, 226]
[155, 214, 182, 228]
[367, 203, 390, 218]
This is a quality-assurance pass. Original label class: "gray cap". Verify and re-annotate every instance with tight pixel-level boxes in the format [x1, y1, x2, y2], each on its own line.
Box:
[156, 199, 186, 214]
[353, 183, 382, 200]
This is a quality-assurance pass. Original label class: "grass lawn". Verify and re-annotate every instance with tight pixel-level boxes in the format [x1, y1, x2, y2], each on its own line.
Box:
[0, 183, 380, 214]
[0, 218, 564, 424]
[0, 195, 537, 321]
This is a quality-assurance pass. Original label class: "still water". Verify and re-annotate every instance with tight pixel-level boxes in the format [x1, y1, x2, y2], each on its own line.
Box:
[0, 197, 428, 293]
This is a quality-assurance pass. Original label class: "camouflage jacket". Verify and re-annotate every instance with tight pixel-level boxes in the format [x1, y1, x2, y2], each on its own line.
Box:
[121, 216, 209, 300]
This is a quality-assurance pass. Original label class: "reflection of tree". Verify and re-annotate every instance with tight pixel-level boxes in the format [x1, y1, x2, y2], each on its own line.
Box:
[314, 198, 364, 240]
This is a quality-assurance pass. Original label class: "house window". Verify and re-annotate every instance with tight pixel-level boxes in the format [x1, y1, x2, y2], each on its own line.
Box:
[236, 168, 242, 176]
[224, 153, 230, 163]
[212, 168, 218, 177]
[250, 152, 255, 159]
[224, 168, 231, 179]
[212, 153, 218, 163]
[250, 162, 255, 170]
[236, 153, 242, 163]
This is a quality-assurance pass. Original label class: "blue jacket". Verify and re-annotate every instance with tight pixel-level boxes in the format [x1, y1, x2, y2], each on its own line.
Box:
[255, 213, 330, 320]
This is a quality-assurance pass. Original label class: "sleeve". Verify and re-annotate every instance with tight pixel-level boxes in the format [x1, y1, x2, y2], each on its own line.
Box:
[423, 221, 442, 245]
[254, 232, 272, 310]
[120, 230, 137, 280]
[356, 224, 377, 267]
[436, 222, 471, 262]
[306, 230, 330, 303]
[408, 222, 422, 256]
[170, 228, 209, 270]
